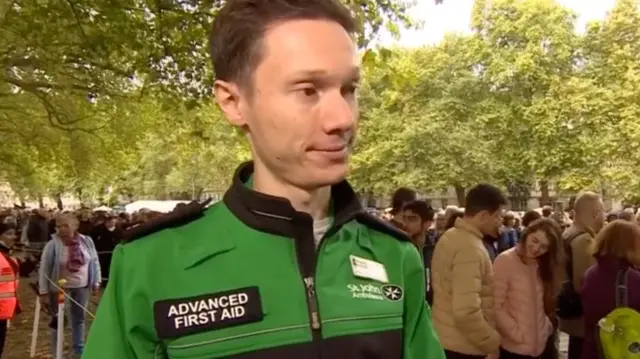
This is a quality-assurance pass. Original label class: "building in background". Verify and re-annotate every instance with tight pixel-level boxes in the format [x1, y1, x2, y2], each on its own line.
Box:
[360, 181, 622, 211]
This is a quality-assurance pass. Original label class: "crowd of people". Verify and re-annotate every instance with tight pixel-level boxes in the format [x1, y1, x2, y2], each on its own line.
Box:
[0, 188, 636, 359]
[0, 206, 164, 358]
[386, 185, 640, 359]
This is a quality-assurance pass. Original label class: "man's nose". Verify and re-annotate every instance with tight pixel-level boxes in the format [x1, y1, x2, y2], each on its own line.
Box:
[320, 91, 356, 133]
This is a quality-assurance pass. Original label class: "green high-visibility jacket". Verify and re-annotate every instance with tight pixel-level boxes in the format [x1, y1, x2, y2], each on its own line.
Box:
[83, 162, 444, 359]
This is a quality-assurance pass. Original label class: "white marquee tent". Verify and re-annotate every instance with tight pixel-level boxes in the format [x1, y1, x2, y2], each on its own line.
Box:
[124, 200, 190, 214]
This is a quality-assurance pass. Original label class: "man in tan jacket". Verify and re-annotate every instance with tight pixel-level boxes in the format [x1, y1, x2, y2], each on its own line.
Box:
[558, 192, 604, 359]
[431, 184, 507, 359]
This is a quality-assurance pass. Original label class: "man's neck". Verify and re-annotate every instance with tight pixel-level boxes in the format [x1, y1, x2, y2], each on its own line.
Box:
[463, 215, 485, 236]
[423, 230, 434, 245]
[413, 232, 428, 248]
[573, 220, 598, 236]
[573, 219, 593, 232]
[252, 161, 331, 221]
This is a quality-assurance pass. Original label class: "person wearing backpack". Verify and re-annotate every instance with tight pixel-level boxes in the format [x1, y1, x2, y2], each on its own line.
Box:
[580, 220, 640, 359]
[557, 192, 605, 359]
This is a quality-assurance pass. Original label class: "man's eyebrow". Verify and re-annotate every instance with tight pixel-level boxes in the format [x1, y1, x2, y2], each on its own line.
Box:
[290, 67, 361, 82]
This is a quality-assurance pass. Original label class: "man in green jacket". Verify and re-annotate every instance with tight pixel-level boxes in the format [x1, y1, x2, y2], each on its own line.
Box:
[83, 0, 444, 358]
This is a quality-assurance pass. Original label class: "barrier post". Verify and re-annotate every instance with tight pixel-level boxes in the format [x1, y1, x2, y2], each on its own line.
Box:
[29, 295, 40, 358]
[55, 279, 66, 359]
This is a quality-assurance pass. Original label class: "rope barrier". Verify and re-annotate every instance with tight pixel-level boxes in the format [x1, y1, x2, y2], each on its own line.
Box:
[42, 274, 97, 319]
[30, 276, 100, 358]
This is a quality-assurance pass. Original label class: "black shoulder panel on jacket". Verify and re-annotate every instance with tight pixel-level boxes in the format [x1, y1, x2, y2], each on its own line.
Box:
[122, 199, 213, 243]
[354, 212, 410, 242]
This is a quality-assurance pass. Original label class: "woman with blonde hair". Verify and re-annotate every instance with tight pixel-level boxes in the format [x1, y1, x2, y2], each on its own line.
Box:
[580, 220, 640, 359]
[493, 218, 565, 359]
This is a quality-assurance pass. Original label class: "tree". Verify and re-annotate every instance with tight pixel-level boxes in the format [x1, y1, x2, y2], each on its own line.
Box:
[1, 0, 414, 102]
[0, 0, 416, 203]
[6, 0, 640, 206]
[352, 36, 501, 203]
[111, 100, 250, 200]
[577, 0, 640, 198]
[470, 0, 596, 202]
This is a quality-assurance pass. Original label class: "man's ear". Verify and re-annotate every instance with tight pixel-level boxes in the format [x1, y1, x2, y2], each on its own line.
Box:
[214, 80, 246, 126]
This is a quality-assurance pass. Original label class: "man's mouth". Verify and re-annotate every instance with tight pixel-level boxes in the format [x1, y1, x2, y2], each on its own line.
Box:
[313, 144, 348, 152]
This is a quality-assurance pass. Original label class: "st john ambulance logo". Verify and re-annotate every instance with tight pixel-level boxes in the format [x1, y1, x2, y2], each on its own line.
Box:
[381, 285, 403, 301]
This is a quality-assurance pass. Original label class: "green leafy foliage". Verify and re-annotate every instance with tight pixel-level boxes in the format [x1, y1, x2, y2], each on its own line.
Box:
[352, 0, 640, 200]
[0, 0, 413, 203]
[2, 0, 640, 204]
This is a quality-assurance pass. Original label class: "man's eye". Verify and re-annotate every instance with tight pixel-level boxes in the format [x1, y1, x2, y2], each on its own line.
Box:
[342, 84, 358, 95]
[301, 88, 316, 96]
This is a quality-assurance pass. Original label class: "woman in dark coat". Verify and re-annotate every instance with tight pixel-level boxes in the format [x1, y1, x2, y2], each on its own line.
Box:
[89, 215, 123, 286]
[580, 220, 640, 359]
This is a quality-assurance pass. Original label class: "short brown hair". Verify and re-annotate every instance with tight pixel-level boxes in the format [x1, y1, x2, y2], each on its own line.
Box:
[209, 0, 356, 87]
[522, 210, 542, 227]
[592, 220, 640, 265]
[573, 191, 601, 215]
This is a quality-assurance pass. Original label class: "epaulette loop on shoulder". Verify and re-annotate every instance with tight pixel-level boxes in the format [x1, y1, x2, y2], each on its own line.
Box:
[354, 212, 410, 242]
[123, 199, 213, 243]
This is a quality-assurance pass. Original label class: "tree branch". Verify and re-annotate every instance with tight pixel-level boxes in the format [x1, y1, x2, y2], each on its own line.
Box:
[5, 55, 134, 82]
[63, 0, 89, 43]
[5, 75, 97, 93]
[0, 0, 18, 28]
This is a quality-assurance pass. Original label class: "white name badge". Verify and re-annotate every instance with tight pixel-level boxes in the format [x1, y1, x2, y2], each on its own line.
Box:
[349, 255, 389, 283]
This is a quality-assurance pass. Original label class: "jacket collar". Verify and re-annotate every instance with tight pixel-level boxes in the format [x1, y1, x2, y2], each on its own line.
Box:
[454, 217, 484, 240]
[567, 223, 596, 238]
[54, 233, 87, 243]
[0, 241, 9, 254]
[223, 161, 363, 238]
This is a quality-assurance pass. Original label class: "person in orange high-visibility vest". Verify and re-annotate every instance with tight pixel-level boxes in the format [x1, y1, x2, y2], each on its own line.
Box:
[0, 221, 20, 358]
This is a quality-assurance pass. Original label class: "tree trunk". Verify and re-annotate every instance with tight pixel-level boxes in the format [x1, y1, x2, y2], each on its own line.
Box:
[38, 195, 44, 208]
[365, 190, 376, 208]
[539, 180, 551, 206]
[55, 193, 63, 210]
[454, 184, 466, 207]
[123, 190, 133, 202]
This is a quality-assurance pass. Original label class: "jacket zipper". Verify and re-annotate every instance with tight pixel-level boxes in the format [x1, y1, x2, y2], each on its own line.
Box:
[293, 215, 323, 348]
[292, 212, 357, 354]
[304, 277, 321, 331]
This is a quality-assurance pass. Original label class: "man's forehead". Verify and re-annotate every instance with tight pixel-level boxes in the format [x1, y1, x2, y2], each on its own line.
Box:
[258, 19, 358, 76]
